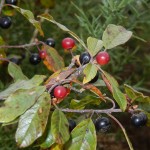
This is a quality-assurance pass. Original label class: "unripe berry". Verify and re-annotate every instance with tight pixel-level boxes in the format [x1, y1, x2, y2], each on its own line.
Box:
[39, 50, 47, 59]
[96, 51, 110, 65]
[62, 37, 75, 50]
[53, 86, 67, 99]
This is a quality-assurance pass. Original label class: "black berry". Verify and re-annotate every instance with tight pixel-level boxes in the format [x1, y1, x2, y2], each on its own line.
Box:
[68, 119, 76, 132]
[89, 72, 99, 83]
[0, 16, 12, 29]
[9, 57, 21, 65]
[29, 53, 41, 65]
[95, 117, 111, 132]
[45, 38, 55, 48]
[131, 112, 147, 127]
[5, 0, 17, 5]
[79, 52, 91, 65]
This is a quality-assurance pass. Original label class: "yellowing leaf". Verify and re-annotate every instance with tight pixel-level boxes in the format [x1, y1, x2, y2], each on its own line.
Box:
[102, 24, 132, 49]
[43, 45, 65, 72]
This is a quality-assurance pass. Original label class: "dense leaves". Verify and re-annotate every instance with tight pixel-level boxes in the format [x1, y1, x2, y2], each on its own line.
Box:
[65, 118, 97, 150]
[16, 92, 51, 147]
[0, 86, 45, 123]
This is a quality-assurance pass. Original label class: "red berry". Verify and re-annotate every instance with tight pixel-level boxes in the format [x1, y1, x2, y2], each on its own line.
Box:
[62, 37, 75, 50]
[53, 86, 67, 99]
[96, 51, 110, 65]
[39, 50, 47, 59]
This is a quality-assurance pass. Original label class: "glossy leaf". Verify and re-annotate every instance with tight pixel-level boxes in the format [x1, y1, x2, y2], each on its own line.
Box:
[51, 109, 70, 144]
[0, 75, 46, 99]
[38, 13, 87, 49]
[10, 5, 44, 36]
[102, 24, 132, 49]
[40, 115, 55, 149]
[43, 45, 65, 72]
[16, 92, 51, 148]
[8, 62, 28, 82]
[0, 86, 46, 123]
[124, 84, 150, 103]
[65, 118, 97, 150]
[87, 37, 103, 56]
[83, 63, 97, 84]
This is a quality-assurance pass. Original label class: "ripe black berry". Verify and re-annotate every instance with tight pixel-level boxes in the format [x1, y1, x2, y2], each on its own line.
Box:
[29, 53, 41, 65]
[95, 117, 111, 132]
[45, 38, 55, 48]
[79, 52, 91, 65]
[131, 112, 147, 127]
[68, 119, 76, 132]
[89, 72, 99, 83]
[0, 16, 12, 29]
[5, 0, 18, 5]
[9, 57, 21, 65]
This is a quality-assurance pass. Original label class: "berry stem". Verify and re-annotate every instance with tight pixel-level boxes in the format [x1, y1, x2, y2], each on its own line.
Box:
[107, 113, 134, 150]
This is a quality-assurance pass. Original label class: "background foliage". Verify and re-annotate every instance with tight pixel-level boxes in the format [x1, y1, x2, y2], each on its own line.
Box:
[0, 0, 150, 149]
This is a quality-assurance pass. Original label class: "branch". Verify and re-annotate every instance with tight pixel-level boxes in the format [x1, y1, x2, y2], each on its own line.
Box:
[0, 0, 5, 14]
[0, 41, 43, 49]
[60, 108, 122, 114]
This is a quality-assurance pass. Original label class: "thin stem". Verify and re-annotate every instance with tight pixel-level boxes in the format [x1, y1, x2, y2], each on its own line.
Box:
[0, 0, 5, 14]
[0, 42, 42, 49]
[107, 113, 134, 150]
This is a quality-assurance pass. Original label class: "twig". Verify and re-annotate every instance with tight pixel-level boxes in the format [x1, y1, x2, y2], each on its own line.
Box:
[60, 108, 122, 114]
[0, 42, 42, 49]
[107, 113, 134, 150]
[0, 0, 5, 14]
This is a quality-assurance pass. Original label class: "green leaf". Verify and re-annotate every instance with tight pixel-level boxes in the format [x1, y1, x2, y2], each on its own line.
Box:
[40, 115, 55, 149]
[16, 92, 51, 148]
[0, 75, 46, 99]
[124, 84, 150, 103]
[103, 71, 127, 111]
[43, 45, 65, 72]
[83, 63, 97, 84]
[8, 62, 28, 82]
[65, 118, 97, 150]
[87, 37, 103, 56]
[10, 5, 44, 36]
[70, 96, 101, 110]
[0, 86, 46, 123]
[38, 13, 87, 49]
[51, 109, 70, 144]
[40, 0, 55, 8]
[102, 24, 132, 49]
[112, 87, 127, 111]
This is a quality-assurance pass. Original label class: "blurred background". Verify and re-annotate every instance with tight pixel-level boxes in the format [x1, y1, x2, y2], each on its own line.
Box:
[0, 0, 150, 149]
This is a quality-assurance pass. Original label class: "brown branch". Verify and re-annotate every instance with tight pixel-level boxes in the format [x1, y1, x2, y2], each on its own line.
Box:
[0, 41, 43, 49]
[60, 108, 122, 114]
[0, 0, 5, 14]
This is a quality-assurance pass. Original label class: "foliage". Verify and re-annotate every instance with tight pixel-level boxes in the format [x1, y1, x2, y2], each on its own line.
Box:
[0, 0, 150, 150]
